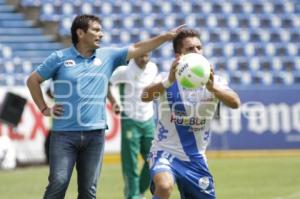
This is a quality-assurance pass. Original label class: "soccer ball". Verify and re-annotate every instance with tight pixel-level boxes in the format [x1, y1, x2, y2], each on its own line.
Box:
[176, 53, 211, 89]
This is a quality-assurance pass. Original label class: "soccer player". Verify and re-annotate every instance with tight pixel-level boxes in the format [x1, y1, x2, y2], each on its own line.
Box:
[26, 14, 184, 199]
[108, 53, 158, 199]
[141, 29, 241, 199]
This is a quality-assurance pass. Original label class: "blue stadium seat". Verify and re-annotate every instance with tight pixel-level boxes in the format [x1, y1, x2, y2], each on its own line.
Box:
[233, 46, 246, 57]
[120, 2, 132, 14]
[0, 35, 55, 43]
[273, 3, 286, 13]
[5, 0, 297, 86]
[4, 60, 15, 73]
[191, 2, 201, 13]
[61, 3, 74, 16]
[260, 59, 273, 71]
[0, 13, 24, 20]
[0, 4, 15, 12]
[230, 71, 252, 85]
[254, 46, 266, 56]
[212, 47, 224, 56]
[21, 0, 42, 7]
[209, 31, 221, 42]
[0, 44, 12, 59]
[259, 16, 272, 28]
[213, 58, 227, 71]
[229, 31, 240, 42]
[290, 30, 300, 42]
[252, 72, 265, 85]
[181, 1, 192, 14]
[262, 2, 273, 13]
[100, 2, 112, 15]
[293, 71, 300, 84]
[140, 2, 152, 14]
[232, 3, 244, 13]
[59, 17, 73, 36]
[40, 3, 59, 21]
[258, 71, 273, 85]
[276, 71, 294, 85]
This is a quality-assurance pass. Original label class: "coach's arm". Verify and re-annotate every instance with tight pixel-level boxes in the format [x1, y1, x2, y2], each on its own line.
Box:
[26, 72, 63, 116]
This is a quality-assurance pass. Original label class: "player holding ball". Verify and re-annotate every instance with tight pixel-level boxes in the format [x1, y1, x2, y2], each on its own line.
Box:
[141, 29, 241, 199]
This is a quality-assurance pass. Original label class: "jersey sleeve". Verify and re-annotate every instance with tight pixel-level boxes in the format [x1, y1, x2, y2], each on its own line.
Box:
[110, 66, 128, 85]
[214, 75, 231, 90]
[149, 62, 160, 83]
[154, 71, 169, 83]
[35, 51, 61, 80]
[111, 47, 128, 70]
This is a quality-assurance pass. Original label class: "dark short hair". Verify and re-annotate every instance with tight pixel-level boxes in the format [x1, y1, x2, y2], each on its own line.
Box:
[172, 29, 201, 54]
[71, 14, 101, 46]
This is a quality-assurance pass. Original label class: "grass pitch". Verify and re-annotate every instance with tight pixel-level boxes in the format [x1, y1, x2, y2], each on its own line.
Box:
[0, 155, 300, 199]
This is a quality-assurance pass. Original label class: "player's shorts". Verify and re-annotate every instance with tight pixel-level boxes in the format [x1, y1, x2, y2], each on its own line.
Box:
[148, 150, 216, 199]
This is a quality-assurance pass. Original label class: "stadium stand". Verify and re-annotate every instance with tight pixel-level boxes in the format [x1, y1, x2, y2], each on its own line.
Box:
[0, 0, 63, 86]
[1, 0, 299, 86]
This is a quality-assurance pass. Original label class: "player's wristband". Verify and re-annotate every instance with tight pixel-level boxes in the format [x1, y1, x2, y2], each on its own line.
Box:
[41, 107, 48, 114]
[162, 78, 173, 89]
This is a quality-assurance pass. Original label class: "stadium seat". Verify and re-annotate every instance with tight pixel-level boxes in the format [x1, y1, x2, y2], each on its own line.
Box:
[2, 0, 296, 86]
[229, 31, 240, 42]
[181, 2, 191, 14]
[100, 2, 112, 15]
[294, 72, 300, 84]
[191, 3, 201, 13]
[252, 3, 264, 13]
[260, 59, 273, 71]
[245, 43, 255, 56]
[260, 17, 272, 28]
[259, 71, 273, 85]
[276, 71, 294, 85]
[120, 2, 132, 14]
[263, 2, 274, 13]
[290, 31, 300, 42]
[254, 46, 266, 56]
[141, 2, 152, 14]
[231, 71, 252, 85]
[252, 73, 264, 85]
[232, 3, 244, 13]
[228, 15, 238, 28]
[0, 44, 12, 59]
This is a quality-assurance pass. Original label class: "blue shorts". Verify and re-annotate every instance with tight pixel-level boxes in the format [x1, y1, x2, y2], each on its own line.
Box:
[148, 151, 216, 199]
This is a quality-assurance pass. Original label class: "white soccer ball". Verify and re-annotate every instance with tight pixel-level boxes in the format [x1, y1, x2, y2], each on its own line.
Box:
[176, 53, 211, 89]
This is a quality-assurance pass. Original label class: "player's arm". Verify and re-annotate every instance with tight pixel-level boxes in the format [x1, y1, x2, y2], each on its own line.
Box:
[126, 25, 185, 60]
[141, 57, 179, 102]
[107, 83, 120, 114]
[107, 66, 127, 113]
[209, 86, 240, 109]
[206, 69, 240, 109]
[141, 82, 165, 102]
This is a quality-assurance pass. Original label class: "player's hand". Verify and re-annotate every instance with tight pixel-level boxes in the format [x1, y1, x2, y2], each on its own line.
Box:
[168, 57, 181, 83]
[112, 103, 121, 115]
[164, 24, 186, 40]
[206, 66, 215, 92]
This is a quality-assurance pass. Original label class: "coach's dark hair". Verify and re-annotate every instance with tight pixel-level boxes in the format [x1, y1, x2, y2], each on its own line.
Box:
[71, 14, 101, 46]
[173, 29, 201, 54]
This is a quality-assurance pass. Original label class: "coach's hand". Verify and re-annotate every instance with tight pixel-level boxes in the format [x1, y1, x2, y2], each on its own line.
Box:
[164, 24, 186, 40]
[42, 104, 64, 117]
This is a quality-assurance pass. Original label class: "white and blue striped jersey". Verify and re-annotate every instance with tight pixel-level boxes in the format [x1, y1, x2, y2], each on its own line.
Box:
[151, 75, 230, 162]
